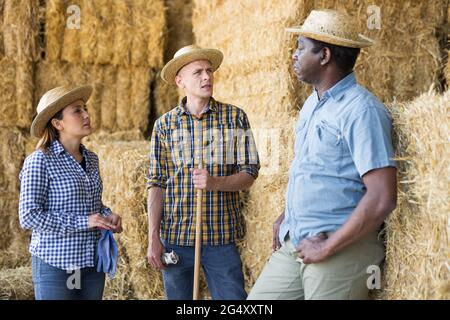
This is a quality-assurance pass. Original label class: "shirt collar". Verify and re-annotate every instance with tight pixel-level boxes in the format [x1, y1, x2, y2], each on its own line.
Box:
[49, 140, 88, 158]
[316, 72, 357, 102]
[49, 140, 65, 155]
[176, 97, 218, 115]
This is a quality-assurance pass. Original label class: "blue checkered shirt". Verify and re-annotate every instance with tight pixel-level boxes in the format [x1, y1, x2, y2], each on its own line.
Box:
[19, 140, 112, 270]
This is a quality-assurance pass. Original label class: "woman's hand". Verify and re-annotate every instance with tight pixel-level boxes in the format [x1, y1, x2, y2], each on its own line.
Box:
[88, 213, 123, 233]
[88, 213, 115, 231]
[106, 213, 123, 233]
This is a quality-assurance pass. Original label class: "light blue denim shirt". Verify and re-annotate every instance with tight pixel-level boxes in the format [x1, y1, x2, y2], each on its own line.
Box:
[280, 72, 396, 248]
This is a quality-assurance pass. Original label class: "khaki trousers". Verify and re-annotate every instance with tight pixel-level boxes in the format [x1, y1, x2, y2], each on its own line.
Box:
[247, 232, 385, 300]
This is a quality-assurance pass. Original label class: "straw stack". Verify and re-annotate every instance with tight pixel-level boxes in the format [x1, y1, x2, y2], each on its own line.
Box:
[87, 141, 165, 300]
[0, 127, 31, 270]
[192, 0, 312, 292]
[0, 266, 33, 300]
[1, 0, 39, 129]
[380, 90, 449, 299]
[153, 0, 195, 120]
[445, 50, 450, 86]
[192, 0, 449, 298]
[40, 0, 166, 136]
[313, 0, 446, 102]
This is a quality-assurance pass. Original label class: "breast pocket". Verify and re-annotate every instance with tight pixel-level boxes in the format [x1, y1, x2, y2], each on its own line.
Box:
[294, 119, 307, 154]
[167, 128, 189, 166]
[309, 119, 343, 167]
[209, 122, 237, 166]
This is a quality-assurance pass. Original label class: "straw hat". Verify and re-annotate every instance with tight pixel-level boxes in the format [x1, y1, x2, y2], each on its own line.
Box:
[161, 44, 223, 84]
[30, 85, 92, 138]
[286, 9, 374, 48]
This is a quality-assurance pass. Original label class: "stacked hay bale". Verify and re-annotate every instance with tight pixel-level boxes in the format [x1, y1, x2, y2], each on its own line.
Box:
[0, 266, 33, 300]
[86, 141, 164, 300]
[1, 0, 168, 299]
[38, 0, 166, 137]
[381, 90, 449, 300]
[192, 0, 449, 297]
[37, 0, 167, 299]
[154, 0, 195, 120]
[312, 0, 446, 102]
[446, 50, 450, 86]
[0, 0, 39, 290]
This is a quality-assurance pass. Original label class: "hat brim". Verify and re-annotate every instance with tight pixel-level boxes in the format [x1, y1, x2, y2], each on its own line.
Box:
[161, 49, 224, 84]
[286, 26, 374, 48]
[30, 85, 93, 138]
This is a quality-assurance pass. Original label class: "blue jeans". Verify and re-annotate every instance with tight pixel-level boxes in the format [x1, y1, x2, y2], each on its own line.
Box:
[32, 255, 105, 300]
[162, 241, 247, 300]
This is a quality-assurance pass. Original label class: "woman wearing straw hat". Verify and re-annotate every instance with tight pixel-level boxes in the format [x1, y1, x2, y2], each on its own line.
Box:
[248, 9, 397, 300]
[19, 85, 123, 300]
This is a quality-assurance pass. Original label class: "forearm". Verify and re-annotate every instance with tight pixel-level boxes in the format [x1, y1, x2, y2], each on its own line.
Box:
[19, 205, 89, 234]
[211, 172, 255, 192]
[324, 191, 394, 256]
[147, 187, 165, 241]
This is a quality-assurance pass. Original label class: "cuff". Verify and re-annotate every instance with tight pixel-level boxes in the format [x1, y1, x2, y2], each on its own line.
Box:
[147, 179, 167, 189]
[237, 164, 259, 180]
[77, 216, 90, 231]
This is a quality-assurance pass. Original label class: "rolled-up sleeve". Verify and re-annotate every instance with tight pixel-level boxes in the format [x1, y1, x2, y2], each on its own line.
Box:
[344, 106, 397, 177]
[236, 110, 260, 180]
[147, 119, 169, 189]
[19, 152, 89, 233]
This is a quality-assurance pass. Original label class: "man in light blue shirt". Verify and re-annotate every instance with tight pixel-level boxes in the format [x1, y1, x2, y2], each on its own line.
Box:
[248, 9, 397, 300]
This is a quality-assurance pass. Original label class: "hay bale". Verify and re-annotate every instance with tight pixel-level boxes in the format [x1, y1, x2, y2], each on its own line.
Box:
[445, 50, 450, 87]
[312, 0, 446, 102]
[132, 0, 153, 66]
[45, 0, 65, 61]
[193, 0, 446, 118]
[1, 0, 38, 129]
[0, 266, 33, 300]
[0, 127, 31, 266]
[88, 140, 165, 299]
[381, 90, 449, 300]
[0, 57, 17, 125]
[152, 0, 194, 119]
[60, 0, 82, 63]
[192, 0, 448, 299]
[193, 0, 309, 123]
[142, 0, 166, 68]
[153, 76, 182, 118]
[165, 0, 195, 62]
[86, 65, 103, 133]
[85, 129, 145, 143]
[2, 0, 39, 62]
[0, 127, 27, 194]
[100, 66, 117, 131]
[0, 0, 5, 56]
[112, 0, 166, 68]
[192, 0, 308, 290]
[94, 0, 114, 65]
[115, 67, 132, 130]
[131, 67, 154, 132]
[79, 0, 97, 64]
[112, 0, 132, 66]
[15, 60, 35, 129]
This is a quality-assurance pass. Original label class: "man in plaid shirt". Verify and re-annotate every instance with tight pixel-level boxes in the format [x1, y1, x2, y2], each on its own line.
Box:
[147, 45, 260, 300]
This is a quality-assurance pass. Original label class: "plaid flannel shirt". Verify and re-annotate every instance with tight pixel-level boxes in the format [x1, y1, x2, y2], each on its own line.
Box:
[147, 97, 260, 246]
[19, 140, 111, 270]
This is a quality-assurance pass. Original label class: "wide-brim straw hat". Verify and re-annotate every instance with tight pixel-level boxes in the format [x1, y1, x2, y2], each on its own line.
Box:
[286, 9, 374, 48]
[30, 85, 92, 138]
[161, 44, 223, 84]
